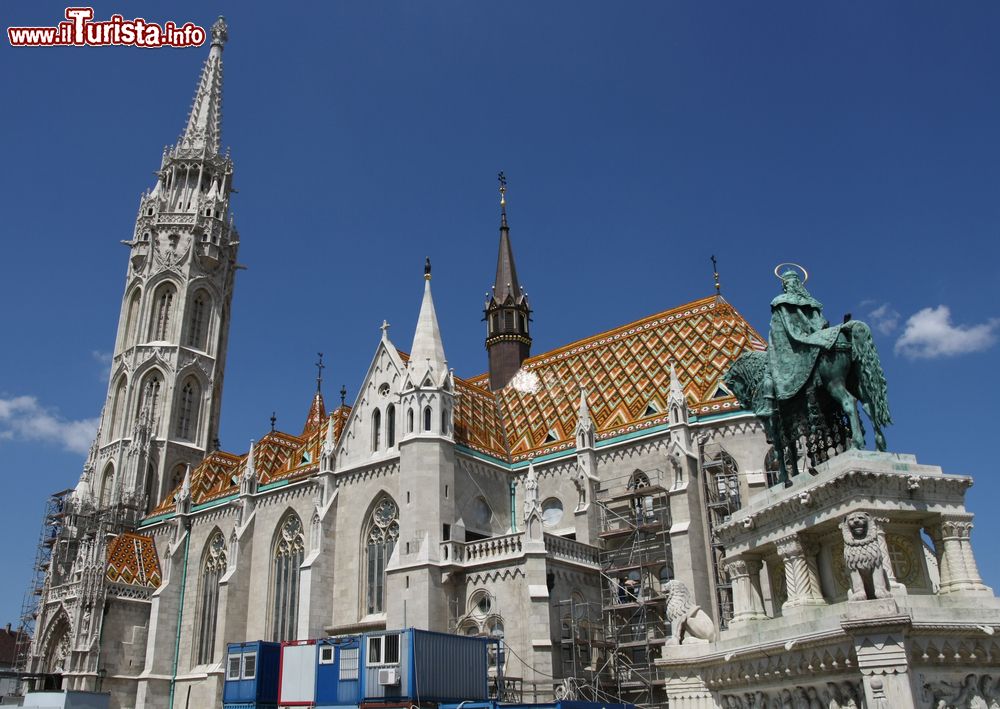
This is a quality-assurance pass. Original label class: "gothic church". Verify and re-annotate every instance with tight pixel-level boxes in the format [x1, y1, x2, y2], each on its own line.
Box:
[30, 19, 791, 709]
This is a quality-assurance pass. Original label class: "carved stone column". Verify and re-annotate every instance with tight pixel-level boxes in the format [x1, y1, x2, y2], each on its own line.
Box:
[725, 556, 768, 624]
[775, 534, 826, 609]
[935, 516, 990, 594]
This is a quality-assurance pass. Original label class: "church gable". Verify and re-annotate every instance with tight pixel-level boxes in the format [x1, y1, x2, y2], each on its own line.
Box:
[336, 339, 406, 467]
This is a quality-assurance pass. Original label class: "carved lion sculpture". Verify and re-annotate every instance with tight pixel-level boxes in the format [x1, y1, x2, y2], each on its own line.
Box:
[840, 511, 891, 601]
[663, 579, 717, 645]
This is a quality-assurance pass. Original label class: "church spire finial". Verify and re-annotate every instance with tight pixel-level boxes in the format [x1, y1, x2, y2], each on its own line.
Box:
[315, 352, 325, 393]
[178, 17, 227, 155]
[498, 171, 508, 227]
[411, 258, 447, 371]
[711, 254, 721, 296]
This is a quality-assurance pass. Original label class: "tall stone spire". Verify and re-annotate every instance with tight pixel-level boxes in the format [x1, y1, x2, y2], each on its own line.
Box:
[411, 258, 447, 373]
[74, 23, 241, 516]
[178, 17, 228, 155]
[485, 173, 532, 390]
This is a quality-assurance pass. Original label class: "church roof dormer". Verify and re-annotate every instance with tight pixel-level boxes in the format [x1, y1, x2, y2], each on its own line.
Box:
[302, 353, 327, 437]
[177, 16, 228, 155]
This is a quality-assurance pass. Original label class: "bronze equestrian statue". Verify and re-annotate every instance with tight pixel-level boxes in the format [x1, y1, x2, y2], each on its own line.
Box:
[724, 266, 892, 484]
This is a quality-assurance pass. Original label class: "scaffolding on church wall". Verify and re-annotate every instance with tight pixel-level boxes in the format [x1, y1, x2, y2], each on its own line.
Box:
[14, 490, 73, 673]
[20, 481, 150, 678]
[589, 467, 672, 709]
[701, 446, 743, 630]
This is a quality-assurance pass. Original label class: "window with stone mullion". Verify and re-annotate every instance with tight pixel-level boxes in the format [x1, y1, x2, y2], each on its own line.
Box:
[364, 498, 399, 616]
[197, 533, 226, 665]
[271, 515, 304, 642]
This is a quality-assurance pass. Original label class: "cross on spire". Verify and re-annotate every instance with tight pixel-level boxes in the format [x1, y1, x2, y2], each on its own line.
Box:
[711, 255, 721, 295]
[498, 171, 508, 225]
[270, 411, 277, 432]
[340, 385, 347, 408]
[315, 352, 325, 392]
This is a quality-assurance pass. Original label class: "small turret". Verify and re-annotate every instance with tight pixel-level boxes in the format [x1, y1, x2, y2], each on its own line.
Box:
[401, 259, 454, 441]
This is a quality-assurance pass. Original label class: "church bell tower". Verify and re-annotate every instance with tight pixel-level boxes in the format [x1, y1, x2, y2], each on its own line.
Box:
[484, 173, 532, 390]
[76, 17, 240, 516]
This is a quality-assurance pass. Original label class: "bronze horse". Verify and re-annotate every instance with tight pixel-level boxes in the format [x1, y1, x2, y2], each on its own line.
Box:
[724, 321, 891, 484]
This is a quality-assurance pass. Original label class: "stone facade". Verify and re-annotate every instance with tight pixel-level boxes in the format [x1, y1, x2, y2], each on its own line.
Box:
[658, 451, 1000, 709]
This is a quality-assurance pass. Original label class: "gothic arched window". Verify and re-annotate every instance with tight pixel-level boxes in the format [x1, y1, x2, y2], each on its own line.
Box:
[122, 288, 141, 348]
[371, 408, 381, 452]
[98, 463, 115, 508]
[271, 514, 304, 642]
[187, 290, 211, 350]
[137, 372, 163, 425]
[197, 532, 226, 665]
[365, 498, 399, 615]
[149, 283, 177, 341]
[144, 462, 157, 513]
[171, 463, 186, 492]
[407, 408, 414, 433]
[423, 406, 432, 433]
[175, 378, 200, 441]
[109, 376, 127, 440]
[386, 404, 396, 448]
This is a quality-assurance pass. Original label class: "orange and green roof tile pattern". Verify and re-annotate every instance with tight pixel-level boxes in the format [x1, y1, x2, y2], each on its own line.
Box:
[144, 294, 763, 519]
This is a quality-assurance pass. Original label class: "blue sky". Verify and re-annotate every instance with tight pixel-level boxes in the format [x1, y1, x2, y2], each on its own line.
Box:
[1, 2, 998, 623]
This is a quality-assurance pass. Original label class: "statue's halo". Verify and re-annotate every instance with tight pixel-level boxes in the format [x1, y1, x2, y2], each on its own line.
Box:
[774, 262, 809, 283]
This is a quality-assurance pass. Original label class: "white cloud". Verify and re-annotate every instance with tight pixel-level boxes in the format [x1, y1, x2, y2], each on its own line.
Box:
[894, 306, 1000, 360]
[91, 350, 113, 381]
[866, 303, 900, 335]
[0, 395, 99, 454]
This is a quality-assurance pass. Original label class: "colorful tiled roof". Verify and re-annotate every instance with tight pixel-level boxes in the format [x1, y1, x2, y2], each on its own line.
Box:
[454, 295, 765, 462]
[145, 295, 763, 518]
[302, 392, 326, 437]
[148, 401, 353, 518]
[106, 532, 162, 588]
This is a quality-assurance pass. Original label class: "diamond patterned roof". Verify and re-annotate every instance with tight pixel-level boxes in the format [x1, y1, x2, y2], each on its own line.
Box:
[106, 532, 162, 588]
[145, 295, 763, 518]
[147, 400, 352, 518]
[454, 295, 765, 462]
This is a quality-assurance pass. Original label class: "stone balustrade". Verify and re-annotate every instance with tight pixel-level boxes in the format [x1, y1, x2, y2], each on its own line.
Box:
[437, 531, 600, 570]
[543, 533, 600, 567]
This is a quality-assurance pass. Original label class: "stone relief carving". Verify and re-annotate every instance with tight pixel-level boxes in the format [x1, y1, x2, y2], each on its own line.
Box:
[925, 673, 1000, 709]
[722, 681, 866, 709]
[840, 512, 891, 601]
[664, 580, 717, 645]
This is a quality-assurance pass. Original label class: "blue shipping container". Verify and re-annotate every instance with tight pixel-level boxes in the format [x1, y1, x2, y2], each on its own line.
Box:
[223, 641, 281, 706]
[361, 628, 488, 703]
[314, 635, 363, 706]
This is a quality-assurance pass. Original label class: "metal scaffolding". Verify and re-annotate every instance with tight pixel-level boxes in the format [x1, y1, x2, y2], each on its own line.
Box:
[593, 467, 672, 709]
[14, 490, 74, 673]
[701, 448, 743, 630]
